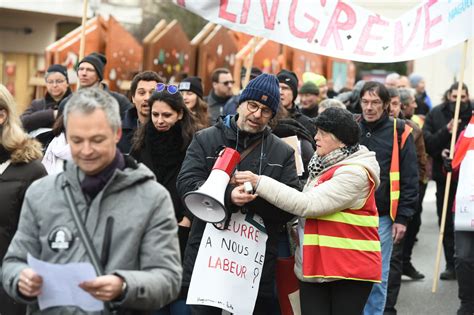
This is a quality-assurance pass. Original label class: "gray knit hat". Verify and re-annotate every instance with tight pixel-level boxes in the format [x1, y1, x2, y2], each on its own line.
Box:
[239, 73, 280, 116]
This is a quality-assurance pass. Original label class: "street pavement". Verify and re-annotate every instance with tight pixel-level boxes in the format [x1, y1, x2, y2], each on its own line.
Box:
[396, 181, 459, 315]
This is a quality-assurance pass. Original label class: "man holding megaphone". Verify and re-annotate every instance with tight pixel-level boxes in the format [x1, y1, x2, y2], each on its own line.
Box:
[177, 73, 300, 314]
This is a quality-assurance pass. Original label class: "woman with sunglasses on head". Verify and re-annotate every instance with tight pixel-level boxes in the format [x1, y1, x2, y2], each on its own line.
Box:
[0, 84, 47, 315]
[178, 76, 210, 130]
[131, 83, 196, 315]
[235, 107, 382, 315]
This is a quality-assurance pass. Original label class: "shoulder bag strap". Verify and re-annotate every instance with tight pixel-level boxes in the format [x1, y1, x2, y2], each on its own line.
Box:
[62, 179, 114, 315]
[239, 138, 262, 162]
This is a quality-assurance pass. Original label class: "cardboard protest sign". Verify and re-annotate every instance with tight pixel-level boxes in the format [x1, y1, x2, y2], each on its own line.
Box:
[187, 211, 268, 314]
[282, 135, 304, 176]
[174, 0, 473, 63]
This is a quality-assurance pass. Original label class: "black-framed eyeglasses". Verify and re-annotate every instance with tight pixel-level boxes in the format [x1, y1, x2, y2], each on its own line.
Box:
[219, 80, 235, 86]
[247, 101, 273, 118]
[156, 83, 179, 94]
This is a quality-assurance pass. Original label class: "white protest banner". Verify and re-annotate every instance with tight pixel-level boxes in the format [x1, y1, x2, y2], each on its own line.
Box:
[187, 211, 268, 314]
[174, 0, 473, 63]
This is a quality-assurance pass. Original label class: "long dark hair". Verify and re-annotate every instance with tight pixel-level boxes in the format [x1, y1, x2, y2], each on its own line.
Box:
[132, 89, 196, 151]
[193, 96, 209, 130]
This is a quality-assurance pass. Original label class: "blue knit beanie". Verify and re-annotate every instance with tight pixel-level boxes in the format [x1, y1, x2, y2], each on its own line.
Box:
[238, 73, 280, 116]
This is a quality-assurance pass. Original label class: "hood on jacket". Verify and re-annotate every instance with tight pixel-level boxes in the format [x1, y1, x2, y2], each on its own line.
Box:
[333, 145, 381, 189]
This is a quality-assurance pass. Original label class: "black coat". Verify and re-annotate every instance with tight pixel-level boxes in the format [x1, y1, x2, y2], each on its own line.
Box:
[131, 125, 189, 223]
[131, 123, 191, 263]
[58, 83, 132, 120]
[205, 90, 232, 124]
[0, 151, 46, 315]
[287, 105, 317, 136]
[176, 115, 300, 298]
[272, 118, 315, 182]
[118, 107, 140, 154]
[0, 159, 46, 260]
[422, 101, 473, 182]
[359, 114, 419, 225]
[21, 89, 72, 132]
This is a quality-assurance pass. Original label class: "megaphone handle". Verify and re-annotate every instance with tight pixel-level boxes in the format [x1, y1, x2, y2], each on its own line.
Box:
[213, 214, 232, 230]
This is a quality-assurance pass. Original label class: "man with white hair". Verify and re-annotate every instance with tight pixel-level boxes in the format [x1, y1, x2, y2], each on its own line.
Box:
[385, 73, 400, 89]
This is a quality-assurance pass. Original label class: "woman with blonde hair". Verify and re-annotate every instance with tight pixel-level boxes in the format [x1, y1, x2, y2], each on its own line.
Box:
[0, 84, 47, 314]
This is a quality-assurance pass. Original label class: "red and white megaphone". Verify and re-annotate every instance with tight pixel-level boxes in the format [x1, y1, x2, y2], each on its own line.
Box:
[183, 147, 241, 223]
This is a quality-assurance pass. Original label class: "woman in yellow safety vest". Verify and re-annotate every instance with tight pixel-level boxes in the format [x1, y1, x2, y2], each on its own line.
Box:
[235, 107, 382, 315]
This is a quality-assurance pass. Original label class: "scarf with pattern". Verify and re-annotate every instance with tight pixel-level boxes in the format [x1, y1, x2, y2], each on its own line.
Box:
[308, 144, 360, 180]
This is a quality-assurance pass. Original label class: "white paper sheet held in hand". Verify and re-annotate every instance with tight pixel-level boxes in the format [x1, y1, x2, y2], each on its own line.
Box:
[27, 253, 103, 312]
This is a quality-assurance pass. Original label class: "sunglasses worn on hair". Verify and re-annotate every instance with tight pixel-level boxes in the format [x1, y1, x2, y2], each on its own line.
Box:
[156, 83, 179, 94]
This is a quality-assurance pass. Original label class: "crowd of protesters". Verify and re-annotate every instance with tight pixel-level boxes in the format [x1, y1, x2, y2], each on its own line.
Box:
[0, 51, 473, 315]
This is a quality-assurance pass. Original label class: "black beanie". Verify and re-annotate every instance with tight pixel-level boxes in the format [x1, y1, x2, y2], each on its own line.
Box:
[315, 107, 360, 146]
[47, 64, 68, 83]
[179, 76, 203, 99]
[239, 73, 280, 116]
[240, 66, 263, 80]
[78, 52, 107, 81]
[277, 69, 299, 101]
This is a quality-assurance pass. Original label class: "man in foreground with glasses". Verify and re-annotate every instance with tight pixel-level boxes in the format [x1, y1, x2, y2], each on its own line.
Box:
[177, 73, 300, 314]
[21, 64, 72, 134]
[358, 82, 418, 315]
[205, 67, 235, 123]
